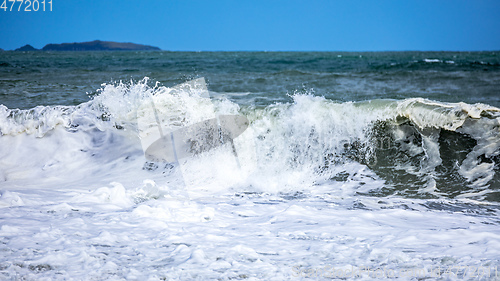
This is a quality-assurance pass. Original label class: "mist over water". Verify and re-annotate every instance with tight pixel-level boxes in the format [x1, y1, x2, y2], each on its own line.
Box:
[1, 51, 499, 280]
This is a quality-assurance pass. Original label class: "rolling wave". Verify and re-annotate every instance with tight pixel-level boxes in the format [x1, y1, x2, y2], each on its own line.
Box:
[1, 78, 499, 201]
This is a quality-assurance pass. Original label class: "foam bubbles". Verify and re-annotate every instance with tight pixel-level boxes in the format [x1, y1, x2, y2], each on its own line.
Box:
[0, 78, 499, 280]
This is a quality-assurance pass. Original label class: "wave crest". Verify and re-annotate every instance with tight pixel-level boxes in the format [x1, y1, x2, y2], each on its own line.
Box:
[0, 79, 499, 201]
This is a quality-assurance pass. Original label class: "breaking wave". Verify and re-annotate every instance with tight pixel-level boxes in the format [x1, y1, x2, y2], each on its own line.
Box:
[1, 78, 499, 201]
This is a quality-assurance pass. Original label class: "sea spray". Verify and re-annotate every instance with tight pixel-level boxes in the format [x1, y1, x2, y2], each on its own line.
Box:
[1, 76, 499, 280]
[1, 79, 499, 200]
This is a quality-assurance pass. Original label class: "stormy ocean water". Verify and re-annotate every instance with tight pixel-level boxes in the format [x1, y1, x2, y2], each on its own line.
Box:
[0, 51, 500, 280]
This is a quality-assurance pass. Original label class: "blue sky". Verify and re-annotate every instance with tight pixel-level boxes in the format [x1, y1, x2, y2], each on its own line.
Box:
[1, 0, 499, 51]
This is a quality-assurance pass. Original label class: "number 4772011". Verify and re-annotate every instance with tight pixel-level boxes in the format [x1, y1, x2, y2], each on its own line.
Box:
[1, 0, 52, 12]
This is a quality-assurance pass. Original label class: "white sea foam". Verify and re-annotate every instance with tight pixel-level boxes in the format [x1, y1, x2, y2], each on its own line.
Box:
[0, 79, 499, 280]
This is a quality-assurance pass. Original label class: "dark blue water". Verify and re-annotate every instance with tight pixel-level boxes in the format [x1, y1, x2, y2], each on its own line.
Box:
[1, 51, 499, 109]
[1, 50, 500, 201]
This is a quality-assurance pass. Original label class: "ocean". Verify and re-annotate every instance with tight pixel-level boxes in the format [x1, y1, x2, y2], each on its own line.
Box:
[1, 51, 499, 280]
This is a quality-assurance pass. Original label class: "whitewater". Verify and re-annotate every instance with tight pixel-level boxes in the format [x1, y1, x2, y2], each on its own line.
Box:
[0, 51, 500, 280]
[0, 77, 499, 280]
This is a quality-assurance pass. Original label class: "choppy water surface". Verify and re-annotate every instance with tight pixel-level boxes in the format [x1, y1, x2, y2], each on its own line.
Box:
[0, 51, 499, 280]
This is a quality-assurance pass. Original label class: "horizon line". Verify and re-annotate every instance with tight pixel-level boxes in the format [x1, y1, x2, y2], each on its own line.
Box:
[3, 48, 500, 53]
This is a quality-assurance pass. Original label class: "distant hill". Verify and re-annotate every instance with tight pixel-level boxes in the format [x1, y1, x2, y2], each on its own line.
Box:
[15, 44, 38, 51]
[41, 40, 161, 51]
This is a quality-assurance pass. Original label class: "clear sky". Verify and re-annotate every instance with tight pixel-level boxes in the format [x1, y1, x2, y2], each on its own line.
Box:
[1, 0, 499, 51]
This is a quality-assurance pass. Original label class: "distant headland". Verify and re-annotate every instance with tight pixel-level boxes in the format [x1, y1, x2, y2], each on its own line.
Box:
[15, 44, 38, 51]
[13, 40, 161, 51]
